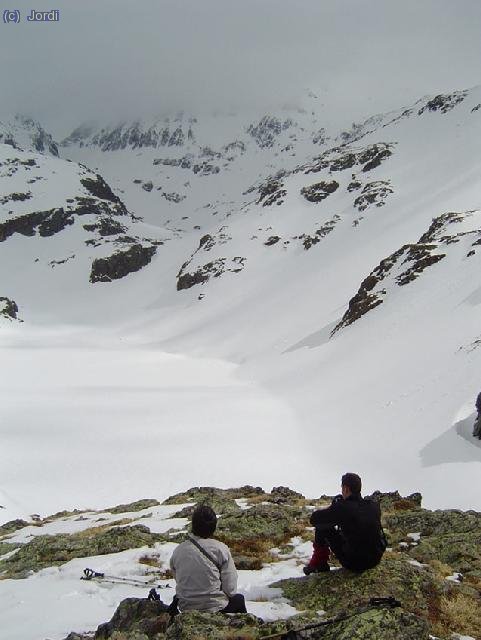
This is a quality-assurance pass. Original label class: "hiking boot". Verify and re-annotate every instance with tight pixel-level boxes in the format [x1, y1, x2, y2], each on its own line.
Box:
[303, 563, 330, 575]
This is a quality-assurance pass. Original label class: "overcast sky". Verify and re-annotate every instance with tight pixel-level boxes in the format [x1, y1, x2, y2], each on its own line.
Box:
[2, 0, 481, 135]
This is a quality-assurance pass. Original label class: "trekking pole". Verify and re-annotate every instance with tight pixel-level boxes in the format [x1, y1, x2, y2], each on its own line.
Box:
[81, 567, 171, 589]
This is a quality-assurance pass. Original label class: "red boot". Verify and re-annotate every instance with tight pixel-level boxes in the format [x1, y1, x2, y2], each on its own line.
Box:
[303, 542, 330, 574]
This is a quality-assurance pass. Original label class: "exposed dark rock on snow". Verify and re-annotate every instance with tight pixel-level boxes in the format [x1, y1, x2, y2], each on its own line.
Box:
[0, 297, 20, 321]
[247, 115, 294, 148]
[348, 174, 362, 191]
[176, 230, 245, 290]
[257, 177, 286, 207]
[81, 175, 126, 209]
[142, 180, 153, 192]
[90, 244, 157, 283]
[354, 180, 393, 212]
[0, 208, 74, 241]
[64, 121, 193, 151]
[417, 91, 468, 115]
[304, 142, 394, 175]
[301, 180, 339, 202]
[264, 235, 281, 246]
[332, 210, 480, 333]
[193, 161, 220, 176]
[177, 257, 245, 291]
[312, 127, 328, 145]
[2, 115, 60, 156]
[162, 191, 186, 203]
[70, 195, 127, 218]
[83, 217, 127, 237]
[299, 215, 340, 250]
[0, 191, 32, 204]
[153, 155, 193, 169]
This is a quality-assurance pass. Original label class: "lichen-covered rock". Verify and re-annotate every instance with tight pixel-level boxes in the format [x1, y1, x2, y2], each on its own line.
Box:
[90, 244, 157, 283]
[165, 611, 263, 640]
[0, 518, 30, 536]
[270, 486, 305, 502]
[95, 597, 170, 639]
[216, 503, 306, 569]
[163, 486, 264, 505]
[318, 607, 430, 640]
[274, 556, 441, 622]
[0, 525, 165, 579]
[108, 499, 161, 514]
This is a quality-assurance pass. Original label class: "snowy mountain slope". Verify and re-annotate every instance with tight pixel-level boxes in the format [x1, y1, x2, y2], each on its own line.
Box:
[0, 142, 173, 323]
[1, 87, 481, 520]
[0, 114, 59, 156]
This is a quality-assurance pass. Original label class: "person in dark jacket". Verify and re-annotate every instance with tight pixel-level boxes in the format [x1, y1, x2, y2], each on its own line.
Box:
[303, 473, 386, 574]
[473, 392, 481, 438]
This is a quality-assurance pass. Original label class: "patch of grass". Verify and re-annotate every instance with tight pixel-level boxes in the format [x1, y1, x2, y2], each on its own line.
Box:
[431, 592, 481, 639]
[429, 559, 455, 582]
[75, 518, 134, 537]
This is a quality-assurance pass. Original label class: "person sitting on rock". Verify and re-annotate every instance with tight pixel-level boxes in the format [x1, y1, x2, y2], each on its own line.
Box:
[303, 472, 386, 575]
[472, 392, 481, 439]
[169, 504, 247, 613]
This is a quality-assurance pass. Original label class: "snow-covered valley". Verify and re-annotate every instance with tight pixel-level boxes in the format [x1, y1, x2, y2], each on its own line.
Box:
[2, 88, 481, 521]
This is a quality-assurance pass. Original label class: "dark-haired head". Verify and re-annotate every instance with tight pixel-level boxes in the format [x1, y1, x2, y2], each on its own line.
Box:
[341, 472, 362, 496]
[191, 504, 217, 538]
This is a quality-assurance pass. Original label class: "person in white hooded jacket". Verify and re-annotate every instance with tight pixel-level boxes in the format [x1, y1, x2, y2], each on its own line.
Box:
[169, 505, 247, 613]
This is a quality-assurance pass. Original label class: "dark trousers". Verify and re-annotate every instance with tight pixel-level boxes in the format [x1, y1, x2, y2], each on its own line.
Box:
[169, 593, 247, 616]
[315, 526, 348, 565]
[314, 526, 380, 572]
[221, 593, 247, 613]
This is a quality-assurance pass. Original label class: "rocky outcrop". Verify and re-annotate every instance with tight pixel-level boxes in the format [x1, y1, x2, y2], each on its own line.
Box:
[83, 217, 127, 237]
[301, 180, 339, 203]
[0, 297, 21, 321]
[304, 143, 394, 175]
[176, 231, 245, 291]
[0, 191, 32, 204]
[353, 180, 393, 211]
[81, 175, 127, 212]
[90, 244, 157, 283]
[0, 525, 165, 579]
[418, 91, 467, 115]
[299, 215, 340, 250]
[332, 210, 480, 333]
[257, 177, 286, 207]
[95, 597, 170, 639]
[176, 257, 245, 291]
[247, 116, 293, 148]
[0, 208, 74, 241]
